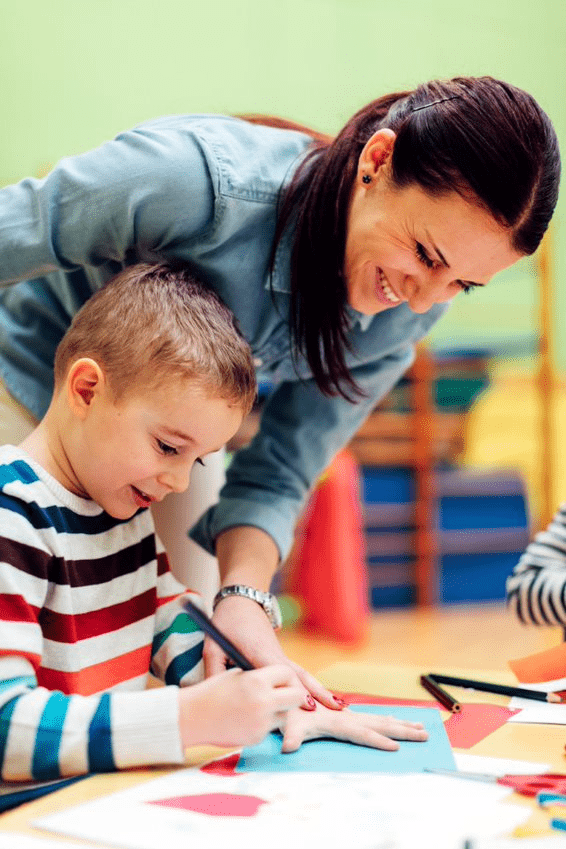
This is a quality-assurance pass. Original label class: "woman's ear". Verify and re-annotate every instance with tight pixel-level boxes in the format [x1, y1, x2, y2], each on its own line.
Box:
[66, 358, 106, 419]
[357, 128, 396, 184]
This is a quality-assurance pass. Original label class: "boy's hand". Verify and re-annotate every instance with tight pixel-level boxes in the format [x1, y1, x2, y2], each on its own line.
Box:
[178, 665, 305, 749]
[279, 703, 429, 753]
[204, 594, 346, 710]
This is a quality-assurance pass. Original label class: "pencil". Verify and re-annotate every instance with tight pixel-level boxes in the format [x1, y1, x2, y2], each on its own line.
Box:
[420, 674, 461, 712]
[429, 673, 563, 704]
[183, 599, 255, 671]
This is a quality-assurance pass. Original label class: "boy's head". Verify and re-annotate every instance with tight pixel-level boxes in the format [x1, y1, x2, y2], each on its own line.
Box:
[44, 263, 256, 519]
[54, 262, 256, 413]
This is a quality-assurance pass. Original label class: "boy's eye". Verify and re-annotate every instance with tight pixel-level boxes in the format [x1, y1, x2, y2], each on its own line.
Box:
[157, 439, 179, 456]
[415, 241, 436, 269]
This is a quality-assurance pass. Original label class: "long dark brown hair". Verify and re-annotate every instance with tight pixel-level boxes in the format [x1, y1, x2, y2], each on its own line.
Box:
[243, 76, 561, 400]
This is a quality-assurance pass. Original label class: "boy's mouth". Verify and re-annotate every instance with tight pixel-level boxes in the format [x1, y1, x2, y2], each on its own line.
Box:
[131, 486, 153, 509]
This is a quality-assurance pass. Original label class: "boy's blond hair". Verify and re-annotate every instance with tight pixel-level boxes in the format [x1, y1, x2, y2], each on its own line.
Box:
[54, 263, 256, 415]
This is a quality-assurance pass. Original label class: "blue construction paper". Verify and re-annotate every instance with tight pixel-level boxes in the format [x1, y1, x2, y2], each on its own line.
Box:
[236, 705, 455, 773]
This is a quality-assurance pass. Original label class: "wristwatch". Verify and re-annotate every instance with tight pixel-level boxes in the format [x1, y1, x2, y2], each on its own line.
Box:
[213, 585, 283, 630]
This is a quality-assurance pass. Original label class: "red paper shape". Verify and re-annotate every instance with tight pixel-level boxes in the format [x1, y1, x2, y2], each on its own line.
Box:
[443, 703, 520, 748]
[148, 792, 267, 817]
[201, 752, 240, 775]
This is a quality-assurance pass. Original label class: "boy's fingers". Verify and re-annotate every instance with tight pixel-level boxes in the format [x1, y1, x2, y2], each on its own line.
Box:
[202, 637, 228, 678]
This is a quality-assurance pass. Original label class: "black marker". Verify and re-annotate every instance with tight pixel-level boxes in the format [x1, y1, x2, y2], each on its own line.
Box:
[183, 598, 255, 671]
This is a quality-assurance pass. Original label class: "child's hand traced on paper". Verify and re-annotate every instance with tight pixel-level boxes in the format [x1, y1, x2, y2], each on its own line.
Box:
[178, 665, 306, 749]
[279, 702, 429, 752]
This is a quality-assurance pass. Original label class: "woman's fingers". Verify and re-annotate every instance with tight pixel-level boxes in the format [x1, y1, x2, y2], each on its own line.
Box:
[280, 707, 429, 753]
[288, 660, 346, 710]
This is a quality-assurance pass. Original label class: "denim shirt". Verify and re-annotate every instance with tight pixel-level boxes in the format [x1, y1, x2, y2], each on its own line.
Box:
[0, 114, 447, 559]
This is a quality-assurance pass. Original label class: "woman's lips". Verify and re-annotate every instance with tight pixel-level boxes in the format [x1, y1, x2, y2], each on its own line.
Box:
[375, 268, 401, 306]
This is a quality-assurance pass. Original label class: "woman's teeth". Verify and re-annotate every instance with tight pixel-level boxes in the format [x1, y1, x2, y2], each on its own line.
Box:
[378, 270, 400, 303]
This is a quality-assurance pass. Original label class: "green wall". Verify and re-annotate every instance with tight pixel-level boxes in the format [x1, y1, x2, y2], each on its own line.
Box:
[1, 0, 564, 364]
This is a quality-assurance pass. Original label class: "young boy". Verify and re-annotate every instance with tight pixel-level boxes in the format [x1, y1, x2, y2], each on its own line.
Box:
[0, 263, 427, 782]
[0, 263, 307, 781]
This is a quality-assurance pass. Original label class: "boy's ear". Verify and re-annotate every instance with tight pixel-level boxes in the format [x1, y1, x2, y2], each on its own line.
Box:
[67, 358, 107, 419]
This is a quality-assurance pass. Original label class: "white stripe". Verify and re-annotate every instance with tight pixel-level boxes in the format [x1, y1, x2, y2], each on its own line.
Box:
[0, 560, 47, 606]
[44, 562, 159, 615]
[2, 688, 51, 780]
[57, 694, 99, 776]
[0, 619, 42, 656]
[43, 617, 155, 673]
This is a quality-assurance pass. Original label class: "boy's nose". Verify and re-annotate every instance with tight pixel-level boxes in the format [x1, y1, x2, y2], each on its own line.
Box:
[159, 463, 192, 494]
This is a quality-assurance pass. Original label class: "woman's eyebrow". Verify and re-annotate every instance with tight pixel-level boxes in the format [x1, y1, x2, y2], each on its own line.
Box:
[425, 230, 449, 267]
[426, 230, 484, 287]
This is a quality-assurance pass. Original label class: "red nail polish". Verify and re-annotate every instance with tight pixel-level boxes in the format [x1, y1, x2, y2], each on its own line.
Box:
[305, 694, 317, 710]
[333, 696, 348, 707]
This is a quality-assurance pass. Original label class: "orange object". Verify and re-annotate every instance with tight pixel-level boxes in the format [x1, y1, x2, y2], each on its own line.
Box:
[287, 449, 369, 644]
[509, 642, 566, 683]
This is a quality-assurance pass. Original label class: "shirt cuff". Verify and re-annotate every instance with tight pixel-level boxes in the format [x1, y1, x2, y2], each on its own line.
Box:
[110, 685, 184, 769]
[189, 495, 299, 561]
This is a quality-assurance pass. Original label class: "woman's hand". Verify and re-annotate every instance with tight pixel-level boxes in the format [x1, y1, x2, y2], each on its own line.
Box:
[178, 665, 306, 749]
[279, 702, 429, 753]
[204, 594, 346, 710]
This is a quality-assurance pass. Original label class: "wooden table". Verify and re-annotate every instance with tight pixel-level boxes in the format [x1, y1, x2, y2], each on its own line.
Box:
[0, 660, 563, 842]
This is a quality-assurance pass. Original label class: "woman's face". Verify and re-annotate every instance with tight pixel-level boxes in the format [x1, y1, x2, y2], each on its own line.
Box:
[344, 130, 523, 316]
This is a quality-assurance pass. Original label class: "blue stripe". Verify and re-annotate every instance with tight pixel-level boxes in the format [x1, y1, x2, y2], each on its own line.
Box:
[0, 460, 40, 487]
[0, 675, 36, 696]
[88, 694, 116, 772]
[164, 643, 203, 686]
[152, 612, 202, 657]
[32, 691, 69, 779]
[0, 697, 19, 774]
[0, 491, 137, 535]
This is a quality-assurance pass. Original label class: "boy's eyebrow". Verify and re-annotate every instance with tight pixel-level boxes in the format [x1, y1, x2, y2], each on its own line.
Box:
[161, 426, 193, 442]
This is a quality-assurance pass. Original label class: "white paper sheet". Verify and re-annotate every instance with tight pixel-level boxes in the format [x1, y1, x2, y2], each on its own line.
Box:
[33, 767, 531, 849]
[454, 752, 551, 776]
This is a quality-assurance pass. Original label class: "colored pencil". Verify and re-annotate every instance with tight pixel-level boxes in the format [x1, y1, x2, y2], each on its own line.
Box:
[429, 673, 563, 704]
[183, 599, 255, 671]
[420, 674, 461, 712]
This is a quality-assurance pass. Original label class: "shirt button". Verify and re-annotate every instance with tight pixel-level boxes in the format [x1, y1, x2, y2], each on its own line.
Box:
[253, 357, 263, 368]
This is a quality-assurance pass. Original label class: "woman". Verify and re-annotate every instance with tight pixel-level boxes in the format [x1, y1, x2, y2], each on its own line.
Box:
[0, 76, 560, 717]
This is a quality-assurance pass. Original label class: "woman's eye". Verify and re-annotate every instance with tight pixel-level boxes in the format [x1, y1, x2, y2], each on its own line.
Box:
[415, 242, 435, 269]
[456, 280, 482, 295]
[195, 457, 206, 467]
[157, 440, 179, 456]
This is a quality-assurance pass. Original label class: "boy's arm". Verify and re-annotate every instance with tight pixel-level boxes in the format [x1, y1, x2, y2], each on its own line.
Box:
[0, 537, 185, 781]
[150, 548, 205, 687]
[506, 503, 566, 625]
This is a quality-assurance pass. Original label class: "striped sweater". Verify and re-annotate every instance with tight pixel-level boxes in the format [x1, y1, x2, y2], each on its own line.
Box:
[0, 445, 204, 781]
[506, 503, 566, 626]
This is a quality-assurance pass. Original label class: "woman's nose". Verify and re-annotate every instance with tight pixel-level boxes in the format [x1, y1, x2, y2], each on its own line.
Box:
[406, 271, 458, 314]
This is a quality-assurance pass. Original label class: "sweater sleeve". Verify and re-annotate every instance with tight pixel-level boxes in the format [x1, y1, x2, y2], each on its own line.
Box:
[506, 503, 566, 625]
[0, 536, 198, 781]
[150, 546, 205, 687]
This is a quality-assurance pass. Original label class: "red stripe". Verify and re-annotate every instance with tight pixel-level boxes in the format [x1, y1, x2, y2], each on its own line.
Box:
[0, 593, 39, 623]
[0, 648, 41, 670]
[39, 588, 157, 643]
[37, 645, 152, 695]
